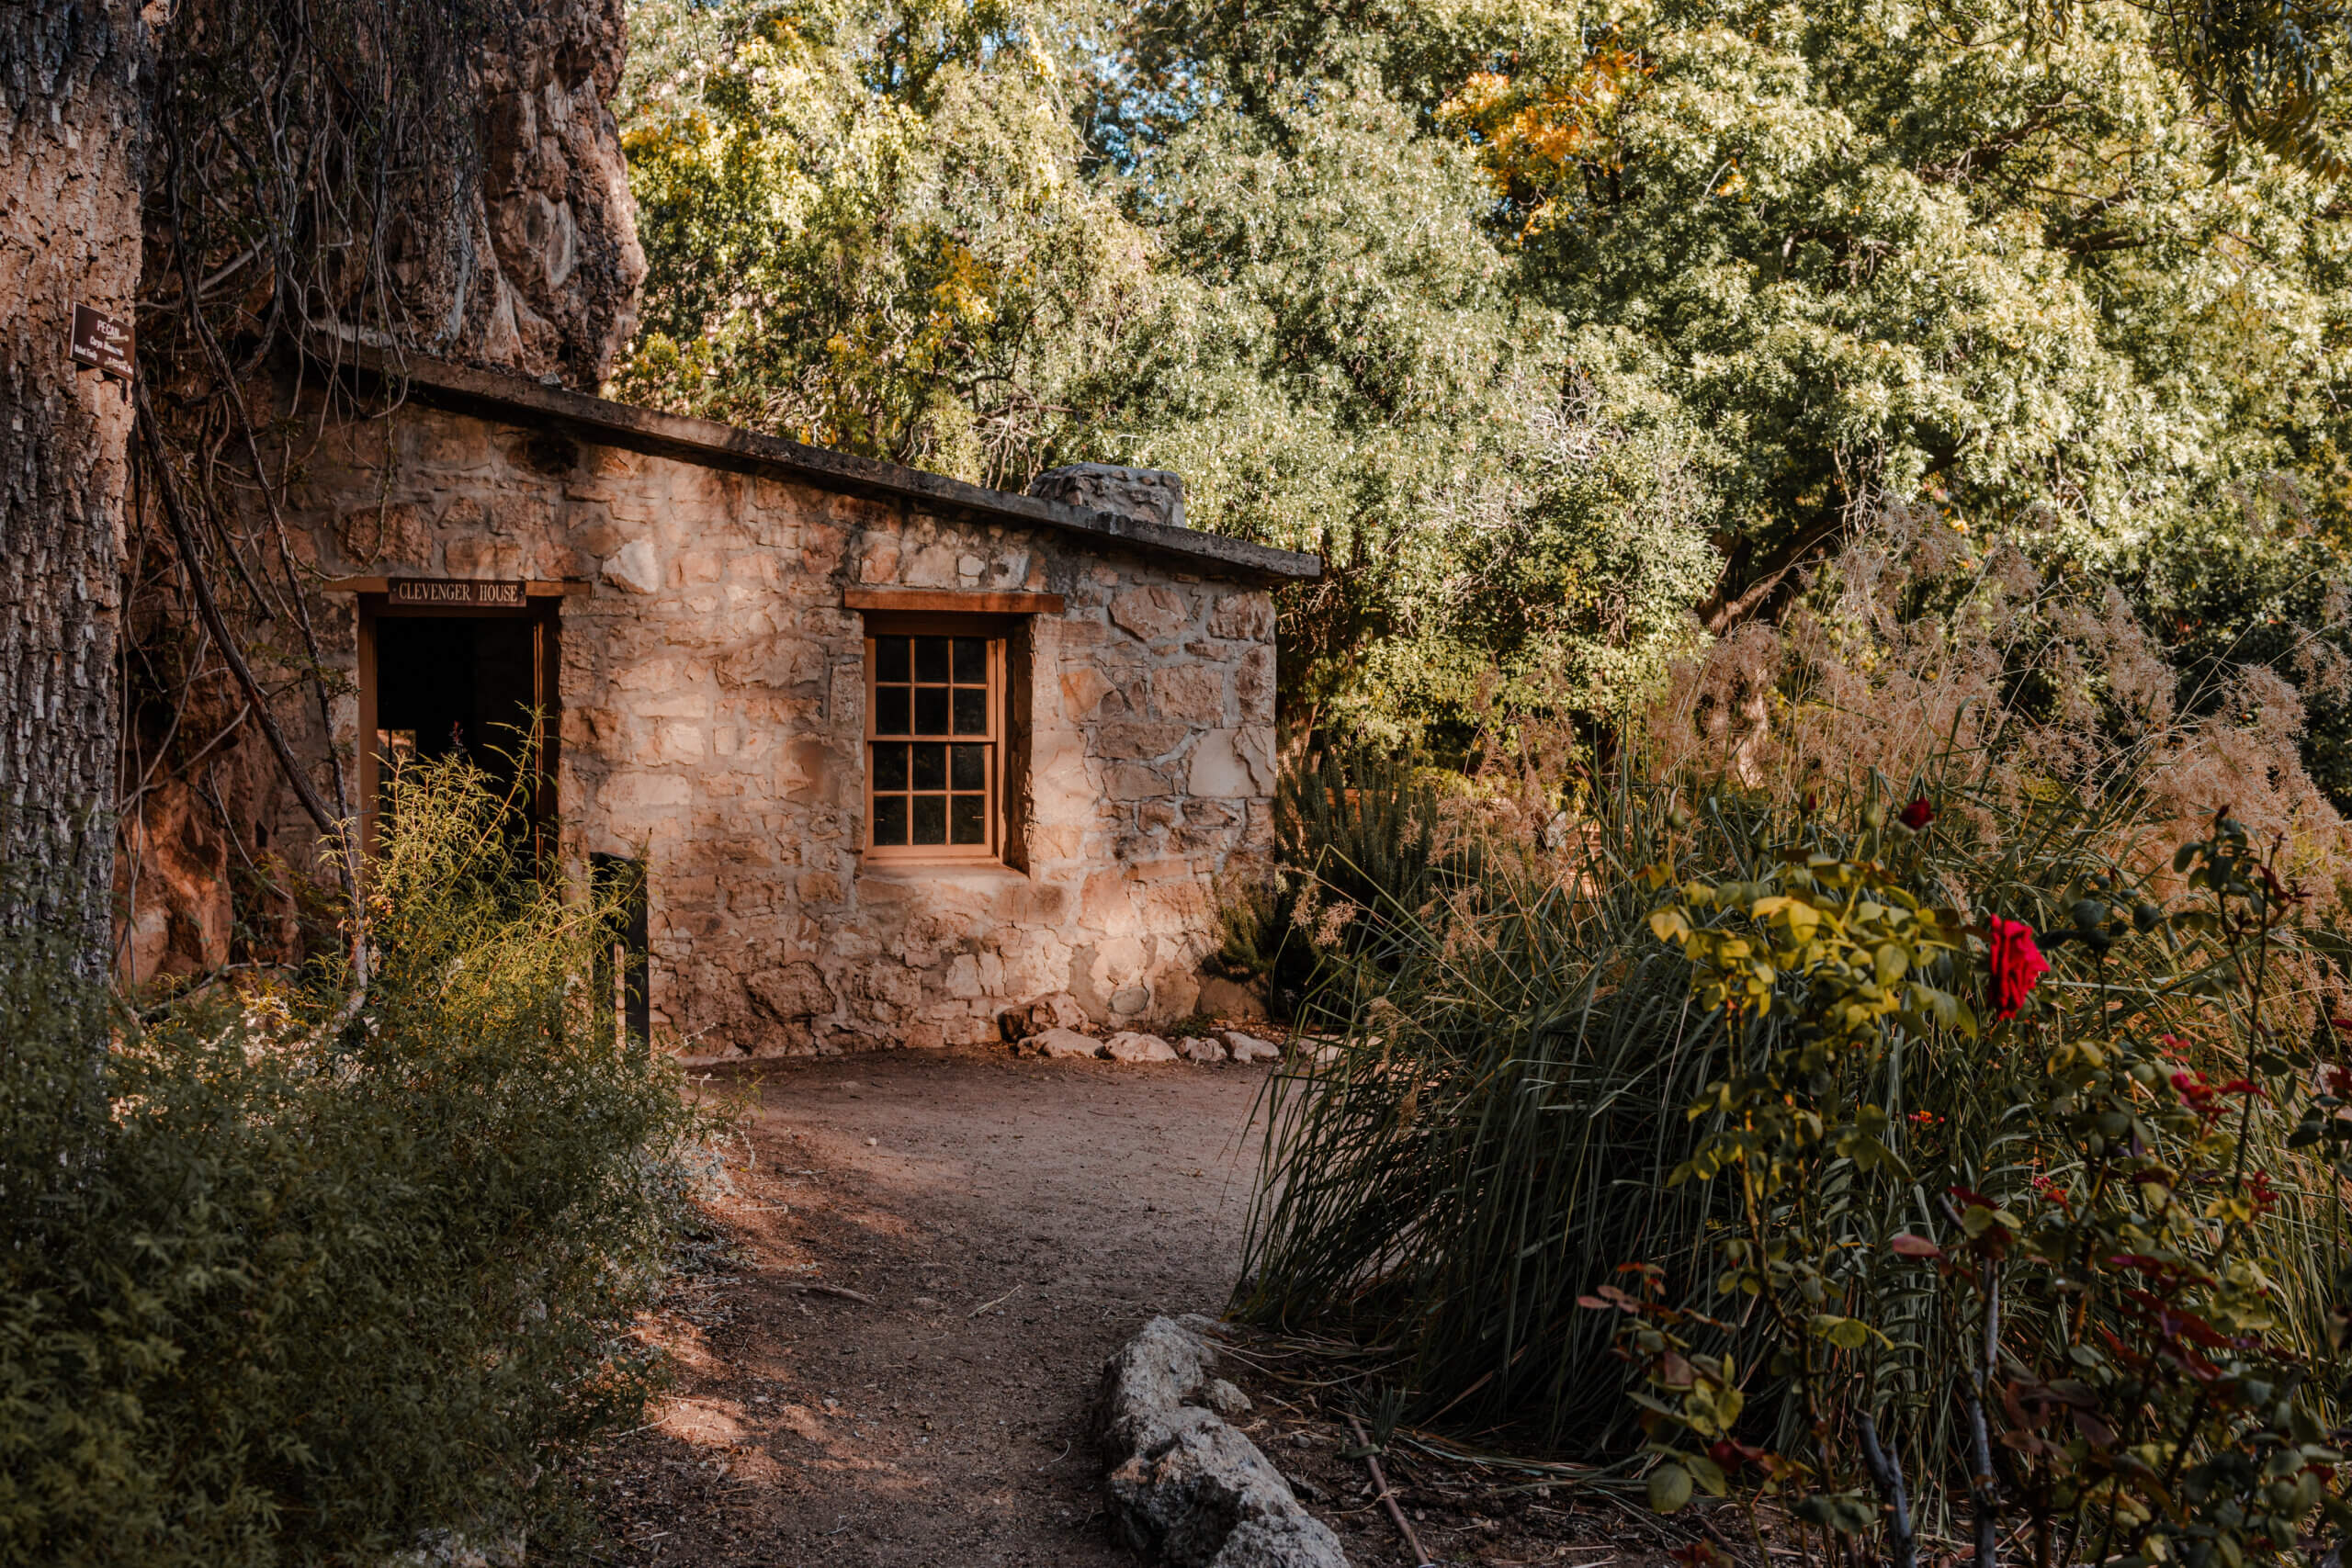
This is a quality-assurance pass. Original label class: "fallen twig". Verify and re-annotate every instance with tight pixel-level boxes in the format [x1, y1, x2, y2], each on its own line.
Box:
[967, 1283, 1022, 1317]
[1348, 1411, 1437, 1568]
[1391, 1428, 1600, 1482]
[781, 1282, 875, 1305]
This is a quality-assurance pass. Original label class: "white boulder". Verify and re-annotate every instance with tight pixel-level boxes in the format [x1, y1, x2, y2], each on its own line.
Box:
[1102, 1031, 1179, 1064]
[1176, 1035, 1227, 1064]
[1222, 1031, 1281, 1064]
[1022, 1028, 1105, 1060]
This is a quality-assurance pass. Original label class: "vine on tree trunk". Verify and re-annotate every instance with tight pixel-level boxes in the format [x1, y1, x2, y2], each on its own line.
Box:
[123, 0, 526, 987]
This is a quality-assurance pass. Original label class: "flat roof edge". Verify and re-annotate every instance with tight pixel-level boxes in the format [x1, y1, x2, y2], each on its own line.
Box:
[324, 345, 1322, 583]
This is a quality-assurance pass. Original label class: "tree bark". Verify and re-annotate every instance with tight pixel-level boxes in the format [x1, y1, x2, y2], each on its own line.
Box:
[0, 0, 144, 969]
[1695, 513, 1848, 634]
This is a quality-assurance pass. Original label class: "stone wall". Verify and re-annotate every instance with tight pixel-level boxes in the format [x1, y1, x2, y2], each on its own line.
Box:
[266, 399, 1278, 1055]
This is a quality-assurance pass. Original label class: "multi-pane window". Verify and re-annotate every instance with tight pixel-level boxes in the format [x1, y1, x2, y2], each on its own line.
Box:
[865, 631, 1001, 857]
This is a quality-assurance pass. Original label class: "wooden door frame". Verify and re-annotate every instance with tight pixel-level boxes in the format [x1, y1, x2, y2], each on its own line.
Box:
[356, 593, 562, 867]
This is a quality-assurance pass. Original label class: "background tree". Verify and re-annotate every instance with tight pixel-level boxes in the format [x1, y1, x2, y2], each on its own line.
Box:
[1064, 70, 1574, 739]
[619, 0, 2352, 768]
[614, 0, 1150, 489]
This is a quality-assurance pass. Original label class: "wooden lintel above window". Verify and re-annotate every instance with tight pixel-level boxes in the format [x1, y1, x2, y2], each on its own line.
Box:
[843, 587, 1065, 615]
[322, 578, 592, 597]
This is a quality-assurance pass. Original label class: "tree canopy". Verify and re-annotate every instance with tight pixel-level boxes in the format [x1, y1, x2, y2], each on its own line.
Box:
[615, 0, 2352, 747]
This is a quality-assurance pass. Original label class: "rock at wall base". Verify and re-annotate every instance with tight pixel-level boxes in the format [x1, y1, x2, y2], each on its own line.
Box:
[1104, 1031, 1180, 1063]
[1020, 1028, 1103, 1060]
[1221, 1031, 1281, 1065]
[1001, 992, 1091, 1042]
[1176, 1035, 1227, 1064]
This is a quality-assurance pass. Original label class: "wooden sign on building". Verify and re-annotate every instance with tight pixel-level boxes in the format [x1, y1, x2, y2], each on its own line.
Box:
[387, 578, 526, 608]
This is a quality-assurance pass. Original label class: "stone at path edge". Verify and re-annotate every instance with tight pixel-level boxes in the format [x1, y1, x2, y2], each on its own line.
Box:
[1097, 1315, 1350, 1568]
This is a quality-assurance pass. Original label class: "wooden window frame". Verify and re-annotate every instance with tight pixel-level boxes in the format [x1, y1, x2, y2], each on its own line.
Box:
[861, 612, 1012, 863]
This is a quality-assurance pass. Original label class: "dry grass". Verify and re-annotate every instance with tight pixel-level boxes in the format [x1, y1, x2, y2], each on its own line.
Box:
[1639, 507, 2352, 908]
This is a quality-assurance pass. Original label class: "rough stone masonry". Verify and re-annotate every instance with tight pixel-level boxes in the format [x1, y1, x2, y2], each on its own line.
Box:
[140, 352, 1317, 1058]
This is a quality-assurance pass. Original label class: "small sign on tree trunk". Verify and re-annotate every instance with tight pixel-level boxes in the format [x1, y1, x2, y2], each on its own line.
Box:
[69, 305, 131, 381]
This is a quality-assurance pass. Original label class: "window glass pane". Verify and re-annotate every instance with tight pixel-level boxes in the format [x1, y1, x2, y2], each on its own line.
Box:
[913, 686, 949, 734]
[873, 685, 910, 735]
[951, 743, 987, 790]
[952, 687, 987, 735]
[910, 743, 947, 790]
[873, 742, 908, 790]
[876, 637, 910, 682]
[951, 795, 986, 844]
[952, 637, 986, 682]
[873, 795, 908, 846]
[911, 795, 947, 844]
[915, 637, 951, 682]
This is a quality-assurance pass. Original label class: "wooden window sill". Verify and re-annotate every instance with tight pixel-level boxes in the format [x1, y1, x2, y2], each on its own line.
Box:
[855, 857, 1029, 882]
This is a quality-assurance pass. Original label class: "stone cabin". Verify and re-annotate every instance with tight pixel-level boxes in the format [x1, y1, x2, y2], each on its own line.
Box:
[181, 352, 1318, 1056]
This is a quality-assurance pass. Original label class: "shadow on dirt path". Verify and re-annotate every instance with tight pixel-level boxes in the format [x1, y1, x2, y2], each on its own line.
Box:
[580, 1046, 1274, 1566]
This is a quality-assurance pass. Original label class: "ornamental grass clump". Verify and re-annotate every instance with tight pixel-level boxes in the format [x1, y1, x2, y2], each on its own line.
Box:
[1235, 774, 2130, 1452]
[0, 754, 704, 1568]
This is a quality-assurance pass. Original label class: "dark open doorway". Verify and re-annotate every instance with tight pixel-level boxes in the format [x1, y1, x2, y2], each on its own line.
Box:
[357, 600, 560, 863]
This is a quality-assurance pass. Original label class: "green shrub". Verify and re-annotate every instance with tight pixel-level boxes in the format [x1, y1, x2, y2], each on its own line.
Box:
[0, 756, 702, 1566]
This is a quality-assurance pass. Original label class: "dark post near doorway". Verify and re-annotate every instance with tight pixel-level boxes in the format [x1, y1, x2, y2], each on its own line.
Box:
[590, 852, 650, 1048]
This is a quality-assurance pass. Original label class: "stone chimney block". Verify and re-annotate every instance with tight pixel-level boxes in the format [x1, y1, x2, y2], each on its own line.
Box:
[1027, 464, 1186, 531]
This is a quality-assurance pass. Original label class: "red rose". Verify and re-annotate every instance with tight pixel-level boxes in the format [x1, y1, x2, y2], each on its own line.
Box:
[1986, 916, 2050, 1021]
[1897, 797, 1936, 830]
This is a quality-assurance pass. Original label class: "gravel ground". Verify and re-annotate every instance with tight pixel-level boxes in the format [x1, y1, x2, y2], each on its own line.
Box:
[574, 1045, 1274, 1566]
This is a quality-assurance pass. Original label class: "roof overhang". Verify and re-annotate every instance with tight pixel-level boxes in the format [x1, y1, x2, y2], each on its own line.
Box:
[325, 346, 1322, 584]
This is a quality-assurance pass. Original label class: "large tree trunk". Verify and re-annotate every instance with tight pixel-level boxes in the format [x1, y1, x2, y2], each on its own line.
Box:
[0, 1, 143, 968]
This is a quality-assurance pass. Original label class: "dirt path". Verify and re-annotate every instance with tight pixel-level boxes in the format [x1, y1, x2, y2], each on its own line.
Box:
[581, 1047, 1275, 1566]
